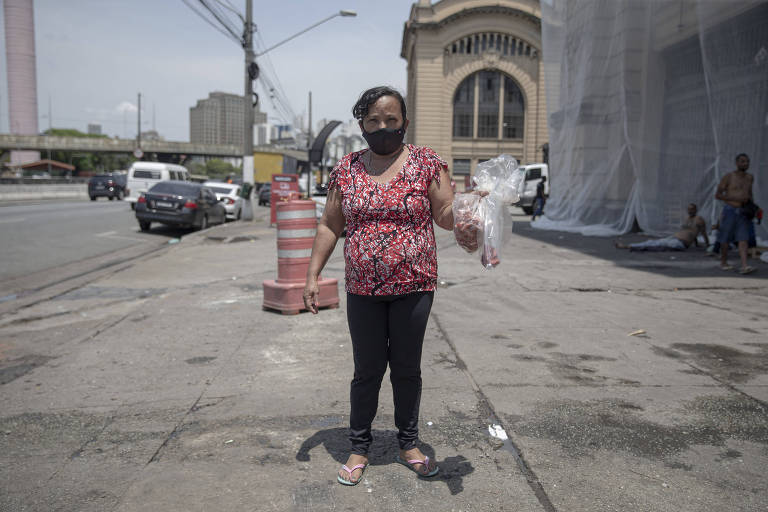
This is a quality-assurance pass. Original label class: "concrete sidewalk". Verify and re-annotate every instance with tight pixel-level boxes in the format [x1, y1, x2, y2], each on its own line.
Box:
[1, 208, 766, 511]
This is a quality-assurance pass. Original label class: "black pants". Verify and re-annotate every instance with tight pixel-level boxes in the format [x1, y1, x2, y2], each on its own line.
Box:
[346, 291, 434, 455]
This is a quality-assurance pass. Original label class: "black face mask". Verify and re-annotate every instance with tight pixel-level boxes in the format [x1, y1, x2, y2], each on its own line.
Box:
[362, 126, 406, 155]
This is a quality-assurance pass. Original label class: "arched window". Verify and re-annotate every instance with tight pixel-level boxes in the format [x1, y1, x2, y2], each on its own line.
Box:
[503, 76, 524, 138]
[452, 70, 525, 140]
[478, 70, 500, 138]
[453, 75, 474, 138]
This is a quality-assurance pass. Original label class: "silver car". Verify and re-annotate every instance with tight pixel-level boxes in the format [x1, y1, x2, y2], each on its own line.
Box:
[204, 181, 243, 221]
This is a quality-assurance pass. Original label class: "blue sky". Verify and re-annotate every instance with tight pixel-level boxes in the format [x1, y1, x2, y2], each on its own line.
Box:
[0, 0, 416, 141]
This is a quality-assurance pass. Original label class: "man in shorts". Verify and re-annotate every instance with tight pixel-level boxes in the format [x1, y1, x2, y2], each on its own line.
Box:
[715, 153, 755, 274]
[615, 203, 708, 252]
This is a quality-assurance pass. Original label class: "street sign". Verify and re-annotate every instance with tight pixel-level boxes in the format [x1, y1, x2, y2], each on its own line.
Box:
[133, 148, 144, 159]
[270, 174, 300, 224]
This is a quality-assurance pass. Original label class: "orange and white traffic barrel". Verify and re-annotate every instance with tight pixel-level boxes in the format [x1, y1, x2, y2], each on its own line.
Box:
[262, 200, 339, 315]
[276, 200, 316, 283]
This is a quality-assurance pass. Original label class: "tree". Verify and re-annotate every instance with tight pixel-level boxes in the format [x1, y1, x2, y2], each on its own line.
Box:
[41, 128, 134, 175]
[44, 128, 108, 139]
[204, 159, 240, 180]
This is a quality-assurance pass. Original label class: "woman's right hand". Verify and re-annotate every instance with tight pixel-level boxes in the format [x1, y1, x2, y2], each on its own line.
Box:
[303, 276, 319, 314]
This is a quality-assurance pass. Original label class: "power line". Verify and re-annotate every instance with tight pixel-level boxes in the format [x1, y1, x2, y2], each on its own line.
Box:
[211, 0, 244, 22]
[254, 31, 297, 122]
[197, 0, 242, 44]
[181, 0, 240, 44]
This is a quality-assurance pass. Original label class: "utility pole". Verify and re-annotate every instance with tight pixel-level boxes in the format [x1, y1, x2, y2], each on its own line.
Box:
[47, 95, 52, 174]
[241, 0, 255, 220]
[137, 92, 142, 151]
[306, 91, 312, 198]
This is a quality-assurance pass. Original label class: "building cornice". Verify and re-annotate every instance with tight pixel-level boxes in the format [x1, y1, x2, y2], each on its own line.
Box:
[402, 5, 541, 59]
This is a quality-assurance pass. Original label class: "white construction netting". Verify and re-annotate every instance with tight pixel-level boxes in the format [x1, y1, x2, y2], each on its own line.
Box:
[538, 0, 768, 239]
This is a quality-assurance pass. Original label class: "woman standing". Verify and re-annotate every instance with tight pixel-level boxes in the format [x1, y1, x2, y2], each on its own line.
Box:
[303, 86, 478, 486]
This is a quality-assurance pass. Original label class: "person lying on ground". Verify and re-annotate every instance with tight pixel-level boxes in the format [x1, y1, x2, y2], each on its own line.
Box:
[615, 203, 708, 252]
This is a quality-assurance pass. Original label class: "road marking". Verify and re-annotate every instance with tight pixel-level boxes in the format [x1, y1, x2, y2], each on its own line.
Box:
[95, 231, 117, 237]
[0, 217, 26, 224]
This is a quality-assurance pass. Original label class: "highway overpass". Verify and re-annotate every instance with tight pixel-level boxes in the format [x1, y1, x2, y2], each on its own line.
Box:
[0, 134, 242, 158]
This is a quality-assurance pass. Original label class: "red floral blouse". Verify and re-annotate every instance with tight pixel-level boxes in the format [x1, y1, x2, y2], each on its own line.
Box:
[328, 145, 446, 296]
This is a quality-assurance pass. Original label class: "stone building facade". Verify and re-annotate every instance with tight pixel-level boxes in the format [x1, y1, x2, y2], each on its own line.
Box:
[401, 0, 546, 182]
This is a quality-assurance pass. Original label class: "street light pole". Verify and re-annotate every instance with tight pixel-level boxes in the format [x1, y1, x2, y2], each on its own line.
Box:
[254, 10, 357, 58]
[242, 0, 255, 221]
[237, 8, 355, 216]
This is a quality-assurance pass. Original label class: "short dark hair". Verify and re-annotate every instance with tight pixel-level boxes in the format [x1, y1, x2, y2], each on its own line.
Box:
[352, 86, 407, 121]
[735, 153, 750, 161]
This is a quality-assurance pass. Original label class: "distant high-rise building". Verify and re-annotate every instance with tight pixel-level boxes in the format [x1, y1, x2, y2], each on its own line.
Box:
[189, 92, 265, 146]
[256, 123, 270, 146]
[87, 123, 102, 135]
[190, 92, 243, 146]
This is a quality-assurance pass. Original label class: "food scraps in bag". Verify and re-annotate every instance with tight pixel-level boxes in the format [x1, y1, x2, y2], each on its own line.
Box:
[451, 154, 525, 268]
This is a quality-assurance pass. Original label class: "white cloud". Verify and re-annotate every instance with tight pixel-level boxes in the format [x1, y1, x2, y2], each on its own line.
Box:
[116, 101, 138, 114]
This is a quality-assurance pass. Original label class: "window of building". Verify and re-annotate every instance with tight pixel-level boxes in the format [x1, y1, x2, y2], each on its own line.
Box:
[452, 159, 471, 175]
[453, 75, 474, 138]
[503, 76, 525, 139]
[478, 70, 499, 138]
[452, 70, 525, 140]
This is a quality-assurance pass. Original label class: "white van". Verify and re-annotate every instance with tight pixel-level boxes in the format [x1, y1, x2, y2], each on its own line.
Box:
[517, 163, 549, 215]
[125, 162, 191, 208]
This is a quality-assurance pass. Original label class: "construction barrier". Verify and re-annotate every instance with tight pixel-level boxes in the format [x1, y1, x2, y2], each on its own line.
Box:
[262, 200, 339, 315]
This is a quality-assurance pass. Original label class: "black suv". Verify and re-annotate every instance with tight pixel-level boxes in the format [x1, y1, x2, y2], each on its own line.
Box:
[88, 174, 126, 201]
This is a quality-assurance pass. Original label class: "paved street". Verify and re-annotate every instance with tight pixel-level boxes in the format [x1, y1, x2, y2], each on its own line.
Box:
[0, 199, 239, 302]
[0, 199, 176, 282]
[0, 210, 766, 511]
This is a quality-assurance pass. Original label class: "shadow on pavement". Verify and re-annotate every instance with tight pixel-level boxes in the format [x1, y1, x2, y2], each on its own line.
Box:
[295, 427, 474, 495]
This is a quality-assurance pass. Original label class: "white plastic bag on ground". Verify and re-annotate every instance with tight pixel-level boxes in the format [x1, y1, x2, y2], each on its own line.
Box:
[451, 154, 525, 268]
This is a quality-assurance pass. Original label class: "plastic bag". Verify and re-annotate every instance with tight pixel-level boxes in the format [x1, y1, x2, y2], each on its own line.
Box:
[451, 154, 525, 268]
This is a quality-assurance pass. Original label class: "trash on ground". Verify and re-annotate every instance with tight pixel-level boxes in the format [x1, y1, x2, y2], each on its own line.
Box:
[628, 329, 646, 337]
[488, 424, 508, 440]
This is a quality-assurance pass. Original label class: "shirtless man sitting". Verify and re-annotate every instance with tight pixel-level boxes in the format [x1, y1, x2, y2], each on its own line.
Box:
[615, 203, 708, 252]
[715, 153, 755, 274]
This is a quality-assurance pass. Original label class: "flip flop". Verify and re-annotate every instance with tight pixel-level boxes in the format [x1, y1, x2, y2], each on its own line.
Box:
[395, 455, 439, 477]
[337, 463, 367, 486]
[739, 266, 757, 275]
[720, 264, 734, 271]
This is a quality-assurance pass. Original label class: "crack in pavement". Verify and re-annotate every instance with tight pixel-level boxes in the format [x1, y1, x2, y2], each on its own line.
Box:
[432, 312, 558, 512]
[140, 314, 260, 466]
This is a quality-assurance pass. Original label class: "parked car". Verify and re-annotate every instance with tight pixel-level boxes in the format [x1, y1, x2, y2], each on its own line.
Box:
[517, 163, 549, 215]
[135, 181, 226, 232]
[125, 162, 190, 209]
[88, 174, 126, 200]
[258, 183, 271, 206]
[204, 181, 243, 221]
